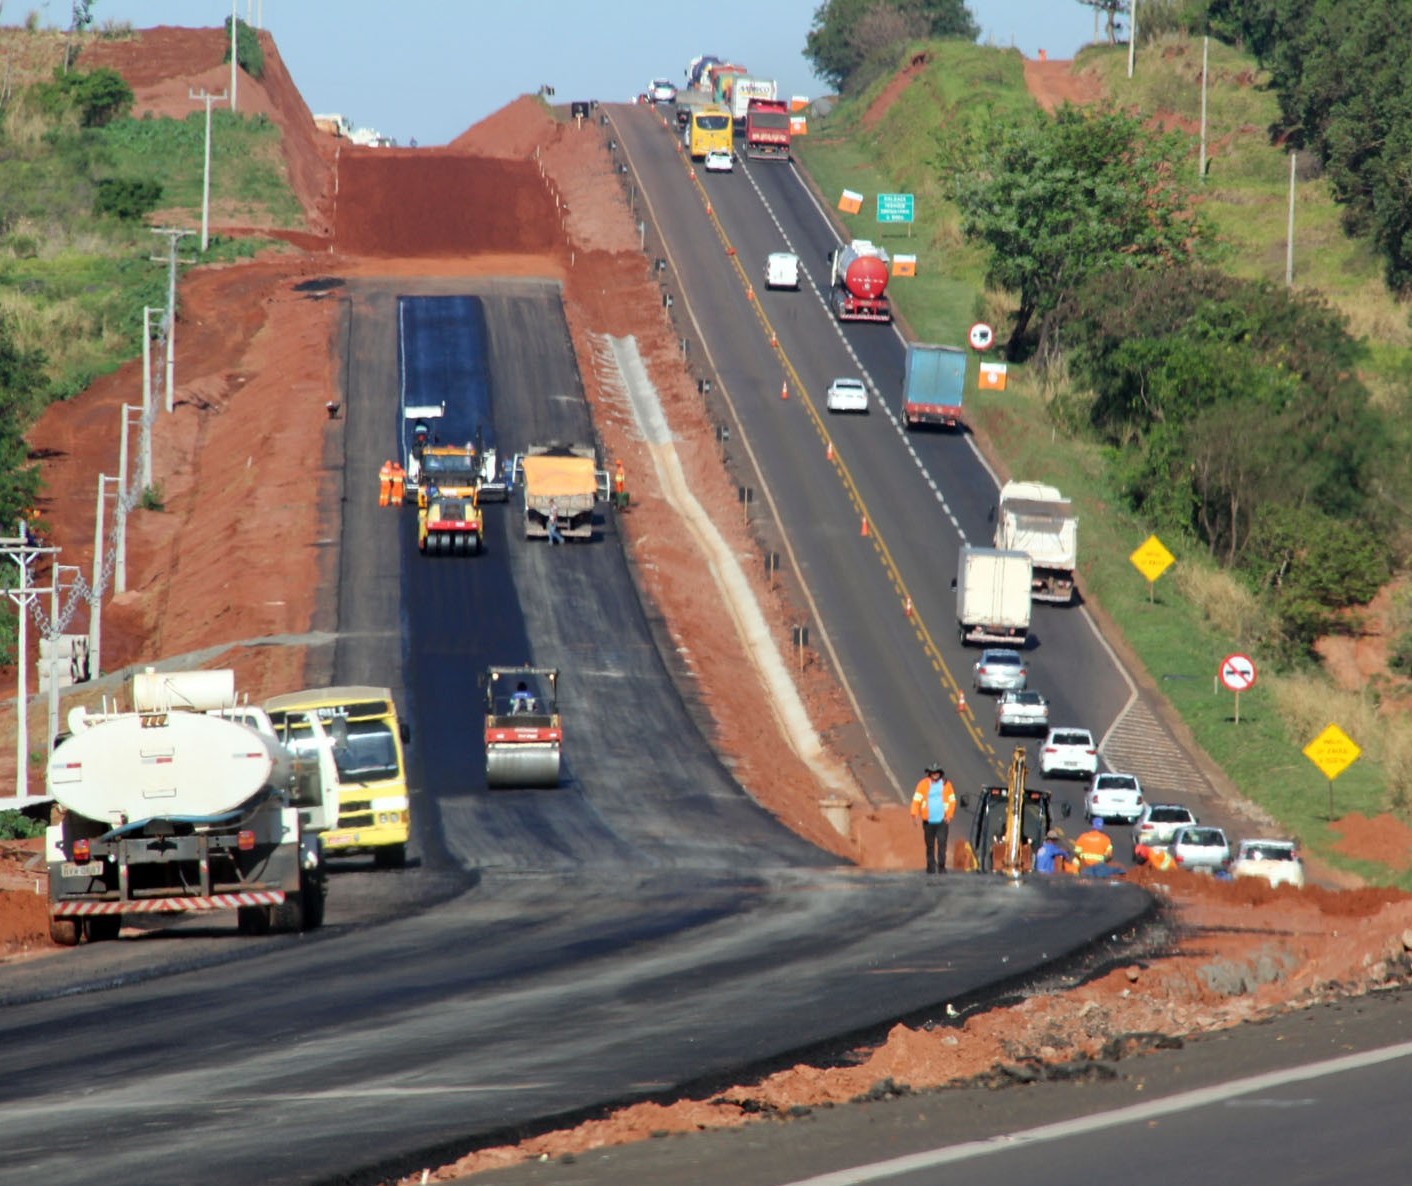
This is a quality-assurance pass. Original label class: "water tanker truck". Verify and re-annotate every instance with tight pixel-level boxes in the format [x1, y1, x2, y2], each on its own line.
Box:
[45, 669, 336, 945]
[828, 240, 891, 322]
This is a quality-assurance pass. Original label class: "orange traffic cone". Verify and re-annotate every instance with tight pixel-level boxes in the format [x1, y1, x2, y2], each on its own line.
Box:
[706, 201, 713, 216]
[904, 595, 913, 617]
[780, 381, 789, 401]
[746, 285, 755, 302]
[769, 329, 776, 346]
[860, 515, 869, 537]
[957, 690, 969, 714]
[826, 441, 833, 461]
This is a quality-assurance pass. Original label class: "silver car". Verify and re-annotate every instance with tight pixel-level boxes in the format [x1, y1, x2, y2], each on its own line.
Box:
[994, 689, 1049, 735]
[1170, 825, 1231, 873]
[972, 648, 1027, 693]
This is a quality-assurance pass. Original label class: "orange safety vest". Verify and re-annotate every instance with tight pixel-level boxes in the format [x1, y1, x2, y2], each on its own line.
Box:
[910, 777, 956, 824]
[614, 464, 626, 493]
[1073, 828, 1113, 866]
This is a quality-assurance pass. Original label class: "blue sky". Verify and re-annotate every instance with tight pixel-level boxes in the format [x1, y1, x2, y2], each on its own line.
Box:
[53, 2, 1105, 146]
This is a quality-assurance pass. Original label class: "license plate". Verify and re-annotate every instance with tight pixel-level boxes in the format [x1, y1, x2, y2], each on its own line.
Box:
[62, 861, 103, 878]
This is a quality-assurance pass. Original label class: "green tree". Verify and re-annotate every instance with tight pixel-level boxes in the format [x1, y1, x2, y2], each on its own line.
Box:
[223, 16, 265, 81]
[30, 66, 133, 127]
[950, 105, 1204, 355]
[94, 176, 163, 220]
[805, 0, 978, 92]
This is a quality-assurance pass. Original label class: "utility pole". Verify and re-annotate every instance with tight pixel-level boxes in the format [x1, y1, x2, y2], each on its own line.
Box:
[230, 0, 239, 113]
[150, 228, 194, 413]
[47, 564, 82, 759]
[141, 305, 160, 487]
[189, 88, 228, 251]
[1199, 35, 1209, 182]
[117, 404, 142, 594]
[90, 474, 118, 679]
[1128, 0, 1137, 78]
[1, 524, 58, 796]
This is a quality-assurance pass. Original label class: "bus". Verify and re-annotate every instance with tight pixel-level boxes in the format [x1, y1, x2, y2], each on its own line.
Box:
[684, 106, 733, 161]
[265, 686, 412, 868]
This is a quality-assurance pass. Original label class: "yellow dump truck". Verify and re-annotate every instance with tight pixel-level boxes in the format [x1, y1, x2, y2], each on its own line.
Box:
[519, 444, 601, 542]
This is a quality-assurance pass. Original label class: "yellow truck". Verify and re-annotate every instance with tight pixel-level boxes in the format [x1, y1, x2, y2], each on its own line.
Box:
[519, 443, 602, 542]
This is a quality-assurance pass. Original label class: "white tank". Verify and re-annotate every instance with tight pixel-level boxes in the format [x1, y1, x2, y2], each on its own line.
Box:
[48, 712, 292, 824]
[130, 669, 236, 714]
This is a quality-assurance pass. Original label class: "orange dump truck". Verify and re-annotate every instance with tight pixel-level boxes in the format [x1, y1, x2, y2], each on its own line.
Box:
[520, 443, 601, 541]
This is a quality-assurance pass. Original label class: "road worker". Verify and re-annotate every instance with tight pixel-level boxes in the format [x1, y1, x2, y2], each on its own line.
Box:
[378, 459, 394, 507]
[613, 459, 628, 510]
[910, 764, 957, 874]
[1033, 827, 1076, 874]
[1134, 841, 1177, 871]
[388, 459, 406, 504]
[1073, 817, 1115, 869]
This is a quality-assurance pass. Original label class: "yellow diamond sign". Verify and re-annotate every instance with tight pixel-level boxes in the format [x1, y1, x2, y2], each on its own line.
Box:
[1130, 535, 1175, 584]
[1303, 723, 1361, 781]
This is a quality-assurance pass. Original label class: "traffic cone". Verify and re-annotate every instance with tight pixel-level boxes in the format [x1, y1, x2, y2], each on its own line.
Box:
[957, 690, 969, 714]
[746, 285, 755, 302]
[780, 381, 789, 401]
[860, 515, 869, 537]
[904, 595, 913, 617]
[769, 329, 776, 346]
[826, 441, 833, 461]
[706, 201, 713, 216]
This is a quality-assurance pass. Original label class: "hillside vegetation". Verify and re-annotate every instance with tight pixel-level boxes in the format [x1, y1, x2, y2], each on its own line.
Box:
[797, 34, 1412, 886]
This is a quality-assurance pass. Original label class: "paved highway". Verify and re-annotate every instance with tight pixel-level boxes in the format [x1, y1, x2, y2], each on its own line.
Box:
[0, 277, 1150, 1186]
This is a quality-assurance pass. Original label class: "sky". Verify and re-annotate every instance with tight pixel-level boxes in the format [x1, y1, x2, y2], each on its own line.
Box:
[45, 2, 1106, 147]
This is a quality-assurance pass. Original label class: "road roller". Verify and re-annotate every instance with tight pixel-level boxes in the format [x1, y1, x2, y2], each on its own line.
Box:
[484, 665, 561, 788]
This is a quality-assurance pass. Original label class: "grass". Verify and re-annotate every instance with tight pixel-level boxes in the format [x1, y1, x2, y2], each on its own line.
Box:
[797, 35, 1412, 885]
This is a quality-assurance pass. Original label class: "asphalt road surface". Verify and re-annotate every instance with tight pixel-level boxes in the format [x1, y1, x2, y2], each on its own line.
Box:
[0, 278, 1150, 1186]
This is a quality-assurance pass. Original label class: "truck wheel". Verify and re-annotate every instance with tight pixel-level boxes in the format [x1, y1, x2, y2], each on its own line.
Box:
[49, 917, 80, 947]
[237, 905, 271, 936]
[300, 874, 326, 931]
[373, 843, 407, 870]
[84, 915, 121, 942]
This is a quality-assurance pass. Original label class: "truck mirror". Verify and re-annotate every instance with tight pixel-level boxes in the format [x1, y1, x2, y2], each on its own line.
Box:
[400, 722, 412, 745]
[949, 577, 958, 591]
[1060, 801, 1071, 817]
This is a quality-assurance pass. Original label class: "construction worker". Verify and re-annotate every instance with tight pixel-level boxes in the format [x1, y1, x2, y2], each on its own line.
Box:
[388, 459, 406, 504]
[1134, 841, 1177, 871]
[1073, 817, 1117, 873]
[613, 459, 628, 511]
[1033, 827, 1075, 874]
[378, 459, 394, 507]
[910, 764, 957, 874]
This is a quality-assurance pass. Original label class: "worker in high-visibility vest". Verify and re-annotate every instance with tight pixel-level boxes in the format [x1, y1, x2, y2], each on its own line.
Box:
[1073, 817, 1115, 868]
[388, 460, 406, 504]
[613, 459, 628, 510]
[378, 459, 394, 507]
[1134, 841, 1177, 871]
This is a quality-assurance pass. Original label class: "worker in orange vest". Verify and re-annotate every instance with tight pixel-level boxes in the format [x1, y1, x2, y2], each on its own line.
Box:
[388, 459, 406, 504]
[1073, 817, 1115, 869]
[910, 763, 957, 874]
[613, 459, 628, 510]
[1134, 841, 1177, 871]
[378, 459, 394, 507]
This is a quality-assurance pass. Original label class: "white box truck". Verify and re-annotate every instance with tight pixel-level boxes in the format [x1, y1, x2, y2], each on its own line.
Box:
[993, 481, 1077, 604]
[766, 251, 799, 290]
[955, 545, 1032, 646]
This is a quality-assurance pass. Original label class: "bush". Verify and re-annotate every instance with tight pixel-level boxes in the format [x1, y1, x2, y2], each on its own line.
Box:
[223, 17, 264, 81]
[93, 177, 163, 221]
[29, 67, 133, 128]
[0, 809, 46, 840]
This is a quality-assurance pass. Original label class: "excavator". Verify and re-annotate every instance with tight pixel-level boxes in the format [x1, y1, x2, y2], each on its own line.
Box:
[957, 745, 1067, 875]
[483, 666, 562, 788]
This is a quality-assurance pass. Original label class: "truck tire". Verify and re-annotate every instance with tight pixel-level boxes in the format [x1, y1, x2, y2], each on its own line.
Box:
[269, 894, 305, 934]
[49, 917, 80, 947]
[299, 873, 326, 932]
[84, 915, 121, 942]
[237, 905, 271, 935]
[373, 843, 406, 870]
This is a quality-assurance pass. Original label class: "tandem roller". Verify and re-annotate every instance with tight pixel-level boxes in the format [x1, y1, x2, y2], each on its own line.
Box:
[483, 666, 562, 788]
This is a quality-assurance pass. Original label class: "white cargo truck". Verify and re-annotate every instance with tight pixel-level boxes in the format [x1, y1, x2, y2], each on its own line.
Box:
[955, 545, 1033, 646]
[993, 481, 1077, 604]
[45, 669, 338, 946]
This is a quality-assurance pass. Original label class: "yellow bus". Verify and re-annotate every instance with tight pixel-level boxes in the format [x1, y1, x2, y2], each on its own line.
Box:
[265, 686, 412, 868]
[685, 106, 733, 160]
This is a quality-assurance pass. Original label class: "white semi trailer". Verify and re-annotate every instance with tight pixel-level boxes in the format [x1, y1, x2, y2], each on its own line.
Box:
[45, 670, 337, 945]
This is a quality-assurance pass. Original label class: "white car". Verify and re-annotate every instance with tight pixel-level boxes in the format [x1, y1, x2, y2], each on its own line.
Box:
[649, 78, 677, 103]
[1132, 802, 1198, 853]
[826, 377, 868, 413]
[1039, 727, 1098, 779]
[1170, 825, 1231, 873]
[994, 689, 1048, 736]
[1231, 839, 1305, 888]
[704, 149, 733, 173]
[1084, 772, 1144, 824]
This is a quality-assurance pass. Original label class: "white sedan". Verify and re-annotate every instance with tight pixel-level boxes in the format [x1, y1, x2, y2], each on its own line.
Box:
[1039, 727, 1099, 779]
[1084, 771, 1144, 824]
[1231, 839, 1305, 887]
[703, 149, 734, 173]
[826, 377, 868, 413]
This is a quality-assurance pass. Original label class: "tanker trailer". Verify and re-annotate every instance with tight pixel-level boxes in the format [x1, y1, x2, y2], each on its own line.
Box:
[828, 240, 892, 323]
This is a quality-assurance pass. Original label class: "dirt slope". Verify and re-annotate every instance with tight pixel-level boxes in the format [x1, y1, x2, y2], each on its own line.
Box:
[0, 31, 1408, 1183]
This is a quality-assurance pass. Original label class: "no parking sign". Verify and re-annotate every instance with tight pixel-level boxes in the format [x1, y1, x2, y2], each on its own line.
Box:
[968, 322, 994, 351]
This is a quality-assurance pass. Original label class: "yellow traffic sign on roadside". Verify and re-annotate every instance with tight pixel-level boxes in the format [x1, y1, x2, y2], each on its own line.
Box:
[1130, 535, 1174, 602]
[1303, 723, 1361, 781]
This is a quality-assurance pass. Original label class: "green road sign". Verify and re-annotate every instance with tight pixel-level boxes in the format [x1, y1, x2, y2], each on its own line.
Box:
[877, 193, 915, 223]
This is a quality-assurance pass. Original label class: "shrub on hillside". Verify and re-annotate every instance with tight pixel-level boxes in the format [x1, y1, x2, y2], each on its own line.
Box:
[94, 177, 163, 221]
[223, 17, 264, 81]
[29, 66, 133, 128]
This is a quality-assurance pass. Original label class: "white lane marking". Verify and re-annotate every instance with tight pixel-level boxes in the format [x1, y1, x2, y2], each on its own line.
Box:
[779, 1038, 1412, 1185]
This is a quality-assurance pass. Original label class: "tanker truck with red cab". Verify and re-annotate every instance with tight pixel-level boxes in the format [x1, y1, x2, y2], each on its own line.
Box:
[828, 240, 891, 322]
[745, 98, 791, 160]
